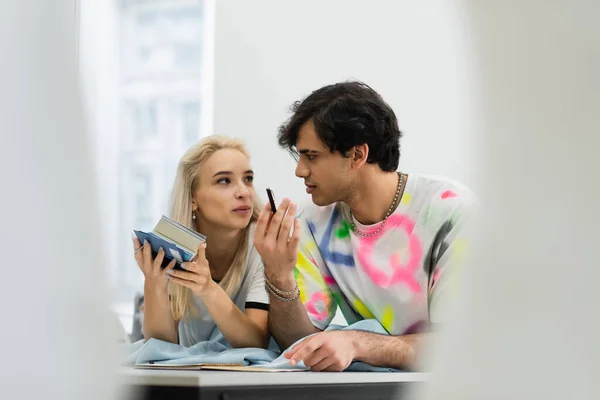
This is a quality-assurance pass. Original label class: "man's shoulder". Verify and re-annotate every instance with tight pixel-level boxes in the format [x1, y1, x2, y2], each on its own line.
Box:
[407, 174, 478, 233]
[409, 173, 477, 208]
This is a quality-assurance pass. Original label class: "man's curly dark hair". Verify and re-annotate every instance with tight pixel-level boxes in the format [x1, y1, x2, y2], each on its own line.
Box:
[277, 81, 402, 172]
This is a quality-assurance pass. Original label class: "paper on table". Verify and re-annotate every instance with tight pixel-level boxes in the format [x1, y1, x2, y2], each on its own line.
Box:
[200, 365, 308, 372]
[133, 363, 242, 371]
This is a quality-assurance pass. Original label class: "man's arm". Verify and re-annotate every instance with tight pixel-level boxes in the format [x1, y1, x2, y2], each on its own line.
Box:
[253, 199, 333, 350]
[351, 331, 427, 370]
[265, 273, 321, 350]
[285, 329, 429, 371]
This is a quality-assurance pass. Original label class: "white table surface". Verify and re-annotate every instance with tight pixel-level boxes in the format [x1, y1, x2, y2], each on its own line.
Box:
[119, 367, 430, 388]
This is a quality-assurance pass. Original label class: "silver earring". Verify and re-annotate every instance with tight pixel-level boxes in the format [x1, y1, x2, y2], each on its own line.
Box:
[192, 212, 196, 220]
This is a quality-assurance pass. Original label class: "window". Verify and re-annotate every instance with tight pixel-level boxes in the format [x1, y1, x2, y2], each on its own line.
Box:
[129, 101, 158, 140]
[182, 101, 200, 146]
[121, 1, 203, 79]
[132, 170, 153, 229]
[79, 0, 213, 335]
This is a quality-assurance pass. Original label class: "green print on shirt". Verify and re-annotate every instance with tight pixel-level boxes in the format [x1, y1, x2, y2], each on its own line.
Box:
[335, 219, 352, 239]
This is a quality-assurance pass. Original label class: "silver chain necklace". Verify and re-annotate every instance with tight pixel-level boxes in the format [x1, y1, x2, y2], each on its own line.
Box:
[348, 172, 404, 237]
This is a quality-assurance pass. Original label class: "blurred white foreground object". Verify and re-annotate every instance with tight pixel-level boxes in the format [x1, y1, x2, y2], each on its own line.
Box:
[421, 1, 600, 399]
[0, 1, 119, 399]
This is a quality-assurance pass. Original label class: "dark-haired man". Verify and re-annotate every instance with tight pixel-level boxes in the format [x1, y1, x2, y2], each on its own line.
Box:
[254, 81, 476, 372]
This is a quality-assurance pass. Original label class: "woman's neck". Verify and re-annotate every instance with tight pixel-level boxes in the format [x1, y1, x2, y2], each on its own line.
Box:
[196, 221, 243, 280]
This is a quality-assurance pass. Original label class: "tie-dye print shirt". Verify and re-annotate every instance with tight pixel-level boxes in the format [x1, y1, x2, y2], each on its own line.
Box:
[295, 174, 476, 335]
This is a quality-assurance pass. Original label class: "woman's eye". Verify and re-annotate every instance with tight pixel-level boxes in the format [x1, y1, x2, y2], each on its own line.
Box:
[245, 176, 254, 183]
[217, 178, 230, 184]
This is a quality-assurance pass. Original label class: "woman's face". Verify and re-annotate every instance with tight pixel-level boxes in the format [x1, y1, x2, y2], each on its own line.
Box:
[191, 148, 256, 232]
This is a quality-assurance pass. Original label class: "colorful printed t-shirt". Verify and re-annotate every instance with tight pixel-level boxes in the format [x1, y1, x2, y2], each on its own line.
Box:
[295, 174, 476, 335]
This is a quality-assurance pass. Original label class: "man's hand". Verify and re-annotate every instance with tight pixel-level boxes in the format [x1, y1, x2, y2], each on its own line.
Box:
[284, 331, 357, 372]
[253, 198, 301, 282]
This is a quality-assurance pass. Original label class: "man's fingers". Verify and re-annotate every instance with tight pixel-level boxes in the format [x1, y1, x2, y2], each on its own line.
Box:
[322, 363, 346, 372]
[265, 198, 291, 242]
[254, 203, 271, 240]
[266, 211, 274, 231]
[310, 358, 337, 372]
[284, 343, 302, 359]
[302, 346, 329, 368]
[277, 202, 297, 247]
[284, 334, 312, 359]
[289, 335, 322, 366]
[287, 218, 301, 255]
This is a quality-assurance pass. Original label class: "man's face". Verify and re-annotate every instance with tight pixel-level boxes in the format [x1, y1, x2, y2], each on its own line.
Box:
[294, 120, 353, 206]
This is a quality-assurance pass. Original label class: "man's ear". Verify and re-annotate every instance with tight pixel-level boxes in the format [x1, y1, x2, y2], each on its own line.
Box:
[350, 144, 369, 169]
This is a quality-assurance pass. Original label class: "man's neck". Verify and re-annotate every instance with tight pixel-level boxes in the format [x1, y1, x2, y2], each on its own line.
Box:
[196, 220, 243, 279]
[345, 170, 400, 225]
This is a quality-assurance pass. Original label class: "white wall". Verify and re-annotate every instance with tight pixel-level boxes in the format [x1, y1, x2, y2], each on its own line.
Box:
[213, 0, 477, 205]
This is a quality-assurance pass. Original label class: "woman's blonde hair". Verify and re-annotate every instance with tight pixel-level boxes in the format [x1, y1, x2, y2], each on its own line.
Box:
[167, 135, 261, 321]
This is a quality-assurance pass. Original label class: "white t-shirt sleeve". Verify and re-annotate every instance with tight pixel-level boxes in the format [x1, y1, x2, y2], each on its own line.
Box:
[295, 212, 338, 330]
[244, 249, 270, 311]
[428, 189, 477, 325]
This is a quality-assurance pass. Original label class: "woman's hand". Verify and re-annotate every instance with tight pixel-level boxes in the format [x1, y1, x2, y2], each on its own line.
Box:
[166, 242, 215, 298]
[133, 237, 175, 290]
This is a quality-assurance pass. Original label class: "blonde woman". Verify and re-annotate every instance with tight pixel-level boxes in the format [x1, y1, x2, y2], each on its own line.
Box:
[132, 136, 270, 349]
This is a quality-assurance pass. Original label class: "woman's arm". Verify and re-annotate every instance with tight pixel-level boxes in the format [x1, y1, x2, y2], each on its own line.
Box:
[166, 242, 270, 349]
[133, 237, 179, 343]
[142, 283, 179, 343]
[200, 281, 269, 348]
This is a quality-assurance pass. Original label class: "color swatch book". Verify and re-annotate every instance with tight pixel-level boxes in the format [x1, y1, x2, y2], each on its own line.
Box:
[134, 215, 206, 270]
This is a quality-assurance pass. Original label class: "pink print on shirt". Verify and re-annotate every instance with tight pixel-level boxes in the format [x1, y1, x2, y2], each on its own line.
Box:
[356, 213, 423, 291]
[305, 291, 330, 322]
[441, 190, 457, 199]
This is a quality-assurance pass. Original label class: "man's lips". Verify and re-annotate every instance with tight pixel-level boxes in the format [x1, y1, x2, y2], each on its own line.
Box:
[305, 184, 316, 194]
